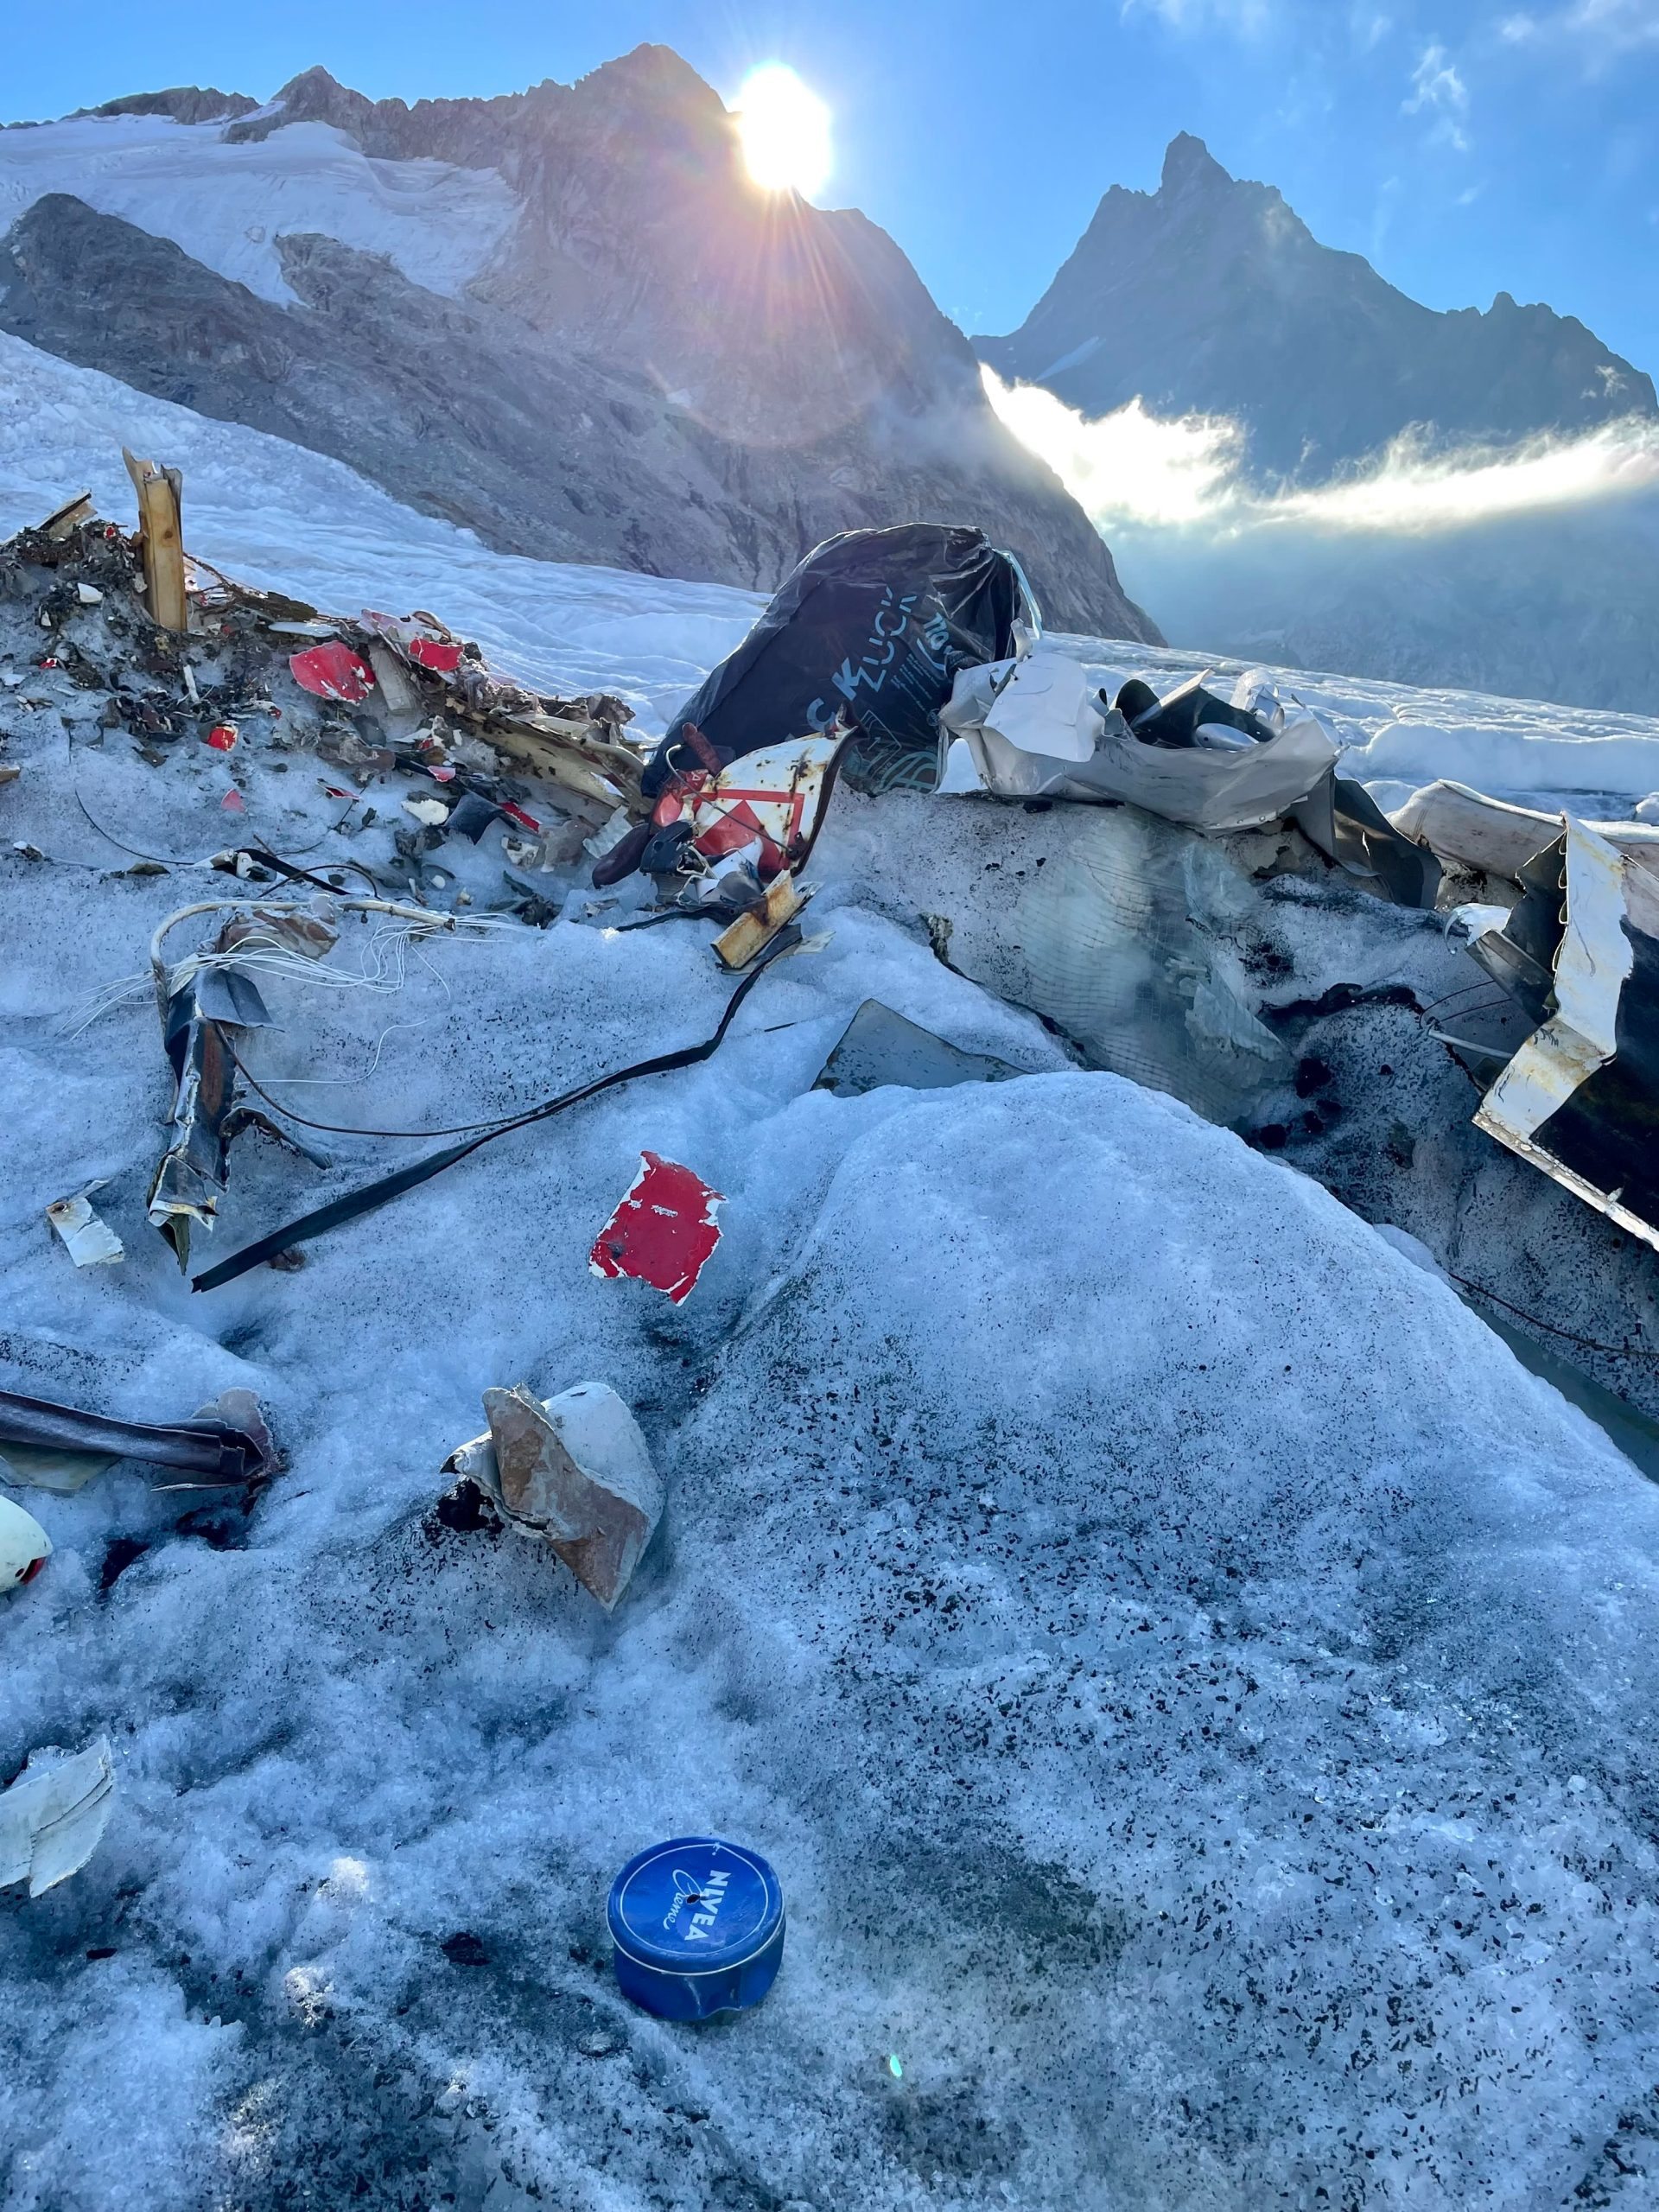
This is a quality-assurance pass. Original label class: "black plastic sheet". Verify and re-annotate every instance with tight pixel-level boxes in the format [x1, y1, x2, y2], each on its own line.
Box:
[644, 524, 1037, 799]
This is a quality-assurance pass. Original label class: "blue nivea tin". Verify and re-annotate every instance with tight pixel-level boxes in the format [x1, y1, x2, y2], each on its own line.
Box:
[607, 1836, 785, 2020]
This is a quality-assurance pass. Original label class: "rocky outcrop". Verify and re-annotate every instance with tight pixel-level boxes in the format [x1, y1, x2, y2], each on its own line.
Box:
[977, 133, 1656, 483]
[1, 54, 1158, 639]
[80, 88, 260, 126]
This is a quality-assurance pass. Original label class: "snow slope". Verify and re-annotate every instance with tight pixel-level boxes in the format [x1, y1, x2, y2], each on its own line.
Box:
[0, 112, 517, 305]
[6, 333, 1659, 2205]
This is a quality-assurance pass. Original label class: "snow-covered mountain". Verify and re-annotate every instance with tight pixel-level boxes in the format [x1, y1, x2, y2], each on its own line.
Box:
[976, 132, 1656, 485]
[0, 56, 1156, 639]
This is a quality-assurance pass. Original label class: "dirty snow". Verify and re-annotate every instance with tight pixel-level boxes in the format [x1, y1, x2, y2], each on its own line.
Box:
[0, 112, 518, 305]
[5, 814, 1659, 2204]
[7, 330, 1659, 2206]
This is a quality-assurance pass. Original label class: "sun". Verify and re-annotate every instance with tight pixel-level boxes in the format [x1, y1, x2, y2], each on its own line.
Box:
[734, 64, 832, 200]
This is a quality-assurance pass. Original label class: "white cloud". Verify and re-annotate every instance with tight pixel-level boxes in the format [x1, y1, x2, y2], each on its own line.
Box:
[1351, 5, 1394, 49]
[1122, 0, 1276, 33]
[1403, 41, 1471, 150]
[1500, 0, 1659, 53]
[981, 365, 1659, 538]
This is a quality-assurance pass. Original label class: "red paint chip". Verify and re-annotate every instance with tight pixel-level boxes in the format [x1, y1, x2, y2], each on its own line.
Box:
[588, 1152, 724, 1304]
[205, 722, 238, 752]
[408, 637, 463, 673]
[499, 800, 541, 832]
[221, 789, 247, 813]
[427, 764, 457, 783]
[289, 641, 376, 702]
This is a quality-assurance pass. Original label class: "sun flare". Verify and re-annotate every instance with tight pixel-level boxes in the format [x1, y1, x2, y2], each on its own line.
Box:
[735, 64, 832, 199]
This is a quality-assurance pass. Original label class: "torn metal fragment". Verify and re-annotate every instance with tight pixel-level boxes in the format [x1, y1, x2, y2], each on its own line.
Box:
[0, 1493, 52, 1592]
[713, 869, 804, 971]
[1390, 780, 1659, 885]
[1471, 819, 1659, 1251]
[0, 1385, 276, 1487]
[643, 735, 838, 888]
[816, 1001, 1024, 1097]
[45, 1184, 124, 1267]
[365, 643, 423, 727]
[147, 906, 336, 1263]
[445, 1382, 664, 1608]
[0, 1738, 114, 1897]
[289, 642, 375, 702]
[38, 490, 94, 541]
[589, 1153, 724, 1303]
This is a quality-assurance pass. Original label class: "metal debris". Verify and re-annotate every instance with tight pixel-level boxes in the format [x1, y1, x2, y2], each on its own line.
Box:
[1470, 819, 1659, 1251]
[0, 1738, 115, 1897]
[45, 1183, 124, 1268]
[0, 1385, 277, 1491]
[443, 1382, 664, 1608]
[816, 1001, 1024, 1096]
[589, 1153, 724, 1304]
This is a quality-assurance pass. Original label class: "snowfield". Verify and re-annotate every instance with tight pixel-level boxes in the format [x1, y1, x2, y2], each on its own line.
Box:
[4, 328, 1659, 2207]
[0, 111, 518, 306]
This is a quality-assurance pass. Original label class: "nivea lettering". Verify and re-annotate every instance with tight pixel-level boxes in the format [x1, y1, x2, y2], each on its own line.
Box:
[662, 1865, 733, 1939]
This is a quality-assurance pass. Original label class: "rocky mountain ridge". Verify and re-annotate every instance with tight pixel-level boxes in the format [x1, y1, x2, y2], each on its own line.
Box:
[976, 133, 1656, 482]
[0, 52, 1156, 640]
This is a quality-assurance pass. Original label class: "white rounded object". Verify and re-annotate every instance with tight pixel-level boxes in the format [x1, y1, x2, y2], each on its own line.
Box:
[0, 1493, 52, 1592]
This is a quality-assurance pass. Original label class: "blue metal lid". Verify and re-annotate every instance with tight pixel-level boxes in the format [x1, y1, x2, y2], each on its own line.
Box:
[607, 1836, 784, 1974]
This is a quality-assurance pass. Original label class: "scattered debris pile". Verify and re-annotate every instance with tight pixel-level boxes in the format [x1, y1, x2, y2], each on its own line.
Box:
[0, 480, 640, 918]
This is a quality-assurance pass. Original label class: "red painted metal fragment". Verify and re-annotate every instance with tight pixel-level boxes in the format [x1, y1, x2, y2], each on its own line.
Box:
[588, 1152, 724, 1304]
[500, 801, 541, 832]
[220, 789, 247, 813]
[289, 642, 376, 702]
[205, 722, 238, 752]
[408, 637, 464, 674]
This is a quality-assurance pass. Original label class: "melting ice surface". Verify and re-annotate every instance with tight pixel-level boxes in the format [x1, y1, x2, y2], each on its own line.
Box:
[5, 329, 1659, 2205]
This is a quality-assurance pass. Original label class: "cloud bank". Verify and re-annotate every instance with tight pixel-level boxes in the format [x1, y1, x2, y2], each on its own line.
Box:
[983, 366, 1659, 714]
[983, 365, 1659, 538]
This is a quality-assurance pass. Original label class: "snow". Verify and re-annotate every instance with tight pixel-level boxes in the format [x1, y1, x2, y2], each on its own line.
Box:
[0, 112, 518, 306]
[8, 329, 1659, 2202]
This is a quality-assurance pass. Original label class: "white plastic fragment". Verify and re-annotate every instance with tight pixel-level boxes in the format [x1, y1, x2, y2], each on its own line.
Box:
[45, 1182, 124, 1267]
[0, 1738, 115, 1897]
[75, 582, 103, 606]
[0, 1493, 52, 1592]
[402, 796, 451, 828]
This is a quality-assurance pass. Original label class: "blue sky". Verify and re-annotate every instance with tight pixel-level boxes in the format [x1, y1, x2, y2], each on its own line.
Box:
[6, 0, 1658, 378]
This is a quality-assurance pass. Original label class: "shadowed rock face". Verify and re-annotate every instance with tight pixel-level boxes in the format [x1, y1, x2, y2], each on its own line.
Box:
[976, 132, 1657, 484]
[0, 51, 1159, 639]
